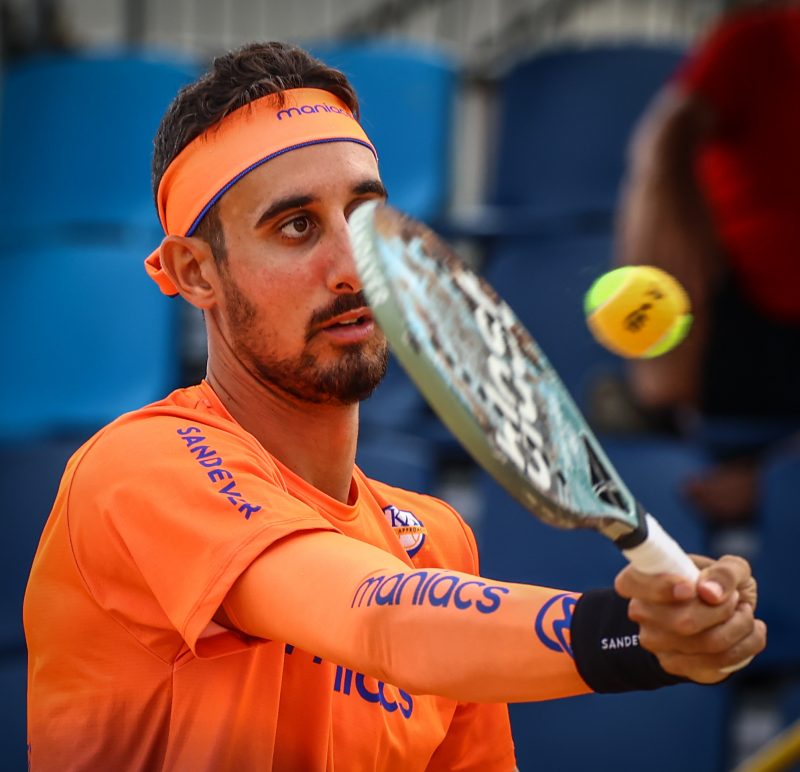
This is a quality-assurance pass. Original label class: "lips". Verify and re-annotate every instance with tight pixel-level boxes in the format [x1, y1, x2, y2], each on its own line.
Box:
[313, 306, 376, 344]
[319, 307, 373, 330]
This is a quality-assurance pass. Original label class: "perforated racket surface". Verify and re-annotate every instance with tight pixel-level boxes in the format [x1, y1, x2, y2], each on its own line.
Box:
[349, 201, 698, 578]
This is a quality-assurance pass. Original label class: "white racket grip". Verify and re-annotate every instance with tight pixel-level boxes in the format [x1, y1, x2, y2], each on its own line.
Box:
[622, 514, 701, 581]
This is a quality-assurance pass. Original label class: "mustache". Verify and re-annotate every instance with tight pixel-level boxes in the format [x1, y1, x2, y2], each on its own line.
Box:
[306, 291, 370, 339]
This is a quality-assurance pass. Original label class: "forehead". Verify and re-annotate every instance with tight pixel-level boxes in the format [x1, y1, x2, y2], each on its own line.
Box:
[219, 141, 381, 217]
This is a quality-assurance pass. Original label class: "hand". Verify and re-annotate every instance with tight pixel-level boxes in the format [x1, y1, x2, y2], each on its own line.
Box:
[614, 554, 766, 684]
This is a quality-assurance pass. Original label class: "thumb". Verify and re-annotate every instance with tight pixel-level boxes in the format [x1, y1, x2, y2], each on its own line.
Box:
[697, 575, 728, 605]
[696, 555, 747, 606]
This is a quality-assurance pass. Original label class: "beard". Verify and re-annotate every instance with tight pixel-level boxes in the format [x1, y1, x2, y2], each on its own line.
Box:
[221, 271, 389, 406]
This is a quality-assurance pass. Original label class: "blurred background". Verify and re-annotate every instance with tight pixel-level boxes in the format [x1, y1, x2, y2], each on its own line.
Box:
[1, 0, 798, 770]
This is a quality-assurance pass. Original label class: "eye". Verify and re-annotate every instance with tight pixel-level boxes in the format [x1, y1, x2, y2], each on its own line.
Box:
[279, 215, 313, 240]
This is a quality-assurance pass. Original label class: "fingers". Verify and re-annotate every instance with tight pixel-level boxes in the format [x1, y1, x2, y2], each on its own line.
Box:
[634, 601, 755, 655]
[614, 569, 690, 604]
[615, 554, 710, 603]
[629, 592, 741, 640]
[614, 553, 766, 683]
[653, 619, 767, 684]
[697, 554, 757, 609]
[615, 553, 756, 608]
[718, 656, 755, 675]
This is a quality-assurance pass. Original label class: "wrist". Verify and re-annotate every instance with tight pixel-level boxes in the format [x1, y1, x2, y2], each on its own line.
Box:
[571, 588, 689, 693]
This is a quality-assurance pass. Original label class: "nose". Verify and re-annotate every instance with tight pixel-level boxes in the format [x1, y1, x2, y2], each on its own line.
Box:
[326, 213, 363, 294]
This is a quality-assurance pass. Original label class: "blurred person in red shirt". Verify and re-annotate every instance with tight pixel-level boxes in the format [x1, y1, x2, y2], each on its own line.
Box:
[616, 1, 800, 522]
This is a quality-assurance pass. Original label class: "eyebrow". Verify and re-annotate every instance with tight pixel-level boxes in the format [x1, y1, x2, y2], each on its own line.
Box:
[254, 178, 388, 230]
[353, 179, 388, 199]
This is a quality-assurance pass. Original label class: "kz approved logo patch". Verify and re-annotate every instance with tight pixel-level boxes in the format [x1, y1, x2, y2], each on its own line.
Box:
[383, 504, 427, 558]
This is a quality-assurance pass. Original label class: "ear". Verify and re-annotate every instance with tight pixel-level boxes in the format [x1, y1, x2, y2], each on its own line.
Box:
[159, 235, 219, 309]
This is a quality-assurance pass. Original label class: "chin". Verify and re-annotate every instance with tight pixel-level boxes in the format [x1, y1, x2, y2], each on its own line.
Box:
[316, 340, 390, 403]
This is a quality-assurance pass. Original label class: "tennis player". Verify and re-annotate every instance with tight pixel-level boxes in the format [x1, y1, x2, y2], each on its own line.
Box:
[24, 42, 766, 770]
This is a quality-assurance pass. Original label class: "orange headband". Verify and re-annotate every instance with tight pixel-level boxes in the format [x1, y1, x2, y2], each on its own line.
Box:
[145, 87, 377, 295]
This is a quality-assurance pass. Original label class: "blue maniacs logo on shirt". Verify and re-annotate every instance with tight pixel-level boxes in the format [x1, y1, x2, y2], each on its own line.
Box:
[535, 593, 577, 657]
[383, 504, 426, 558]
[285, 644, 413, 718]
[351, 571, 508, 614]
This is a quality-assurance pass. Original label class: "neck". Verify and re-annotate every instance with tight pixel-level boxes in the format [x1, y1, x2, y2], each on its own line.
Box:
[206, 353, 359, 505]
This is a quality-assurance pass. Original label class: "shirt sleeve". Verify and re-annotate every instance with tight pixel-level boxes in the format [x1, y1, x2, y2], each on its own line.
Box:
[67, 413, 338, 658]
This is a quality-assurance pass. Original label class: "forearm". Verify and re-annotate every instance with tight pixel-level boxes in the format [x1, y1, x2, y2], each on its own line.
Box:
[222, 530, 686, 703]
[222, 530, 590, 703]
[346, 568, 588, 702]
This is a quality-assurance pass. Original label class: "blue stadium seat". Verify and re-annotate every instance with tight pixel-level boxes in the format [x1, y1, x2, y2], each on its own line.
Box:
[509, 682, 730, 772]
[0, 437, 84, 648]
[309, 40, 457, 223]
[0, 50, 198, 439]
[691, 414, 800, 461]
[0, 652, 29, 769]
[751, 447, 800, 672]
[488, 44, 684, 227]
[0, 238, 180, 440]
[779, 680, 800, 764]
[0, 50, 200, 236]
[0, 437, 83, 770]
[732, 678, 800, 772]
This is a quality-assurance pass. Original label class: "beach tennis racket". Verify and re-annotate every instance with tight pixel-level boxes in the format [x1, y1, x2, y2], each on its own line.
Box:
[348, 201, 699, 580]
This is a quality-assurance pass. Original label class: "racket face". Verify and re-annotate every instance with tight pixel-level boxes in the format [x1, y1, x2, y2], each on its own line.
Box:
[349, 201, 642, 542]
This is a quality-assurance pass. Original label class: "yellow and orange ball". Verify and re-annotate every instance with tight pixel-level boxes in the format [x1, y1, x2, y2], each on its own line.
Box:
[584, 266, 693, 358]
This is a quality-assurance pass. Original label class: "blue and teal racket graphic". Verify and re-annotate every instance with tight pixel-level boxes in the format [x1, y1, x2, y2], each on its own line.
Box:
[349, 202, 698, 578]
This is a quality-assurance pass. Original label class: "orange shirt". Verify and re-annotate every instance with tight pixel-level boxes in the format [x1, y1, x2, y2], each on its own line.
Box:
[25, 382, 586, 770]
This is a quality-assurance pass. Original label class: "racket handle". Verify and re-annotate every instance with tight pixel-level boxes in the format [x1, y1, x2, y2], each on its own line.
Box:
[622, 514, 701, 580]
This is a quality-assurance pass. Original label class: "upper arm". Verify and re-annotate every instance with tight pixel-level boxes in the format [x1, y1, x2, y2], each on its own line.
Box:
[221, 529, 411, 667]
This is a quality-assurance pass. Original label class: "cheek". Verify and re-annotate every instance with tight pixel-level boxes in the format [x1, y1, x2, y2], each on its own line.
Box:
[223, 247, 322, 343]
[249, 283, 315, 349]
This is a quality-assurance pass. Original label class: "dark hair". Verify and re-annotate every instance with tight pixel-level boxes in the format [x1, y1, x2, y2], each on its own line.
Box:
[152, 41, 359, 261]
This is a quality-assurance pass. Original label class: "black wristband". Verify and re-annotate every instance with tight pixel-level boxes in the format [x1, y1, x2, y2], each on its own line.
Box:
[571, 587, 688, 693]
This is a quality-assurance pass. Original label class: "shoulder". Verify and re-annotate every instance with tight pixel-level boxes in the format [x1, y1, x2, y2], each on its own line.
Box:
[60, 393, 331, 577]
[87, 389, 275, 466]
[67, 396, 287, 517]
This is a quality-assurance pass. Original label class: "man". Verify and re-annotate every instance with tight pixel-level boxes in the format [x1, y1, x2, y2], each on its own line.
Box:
[615, 2, 800, 520]
[25, 41, 765, 770]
